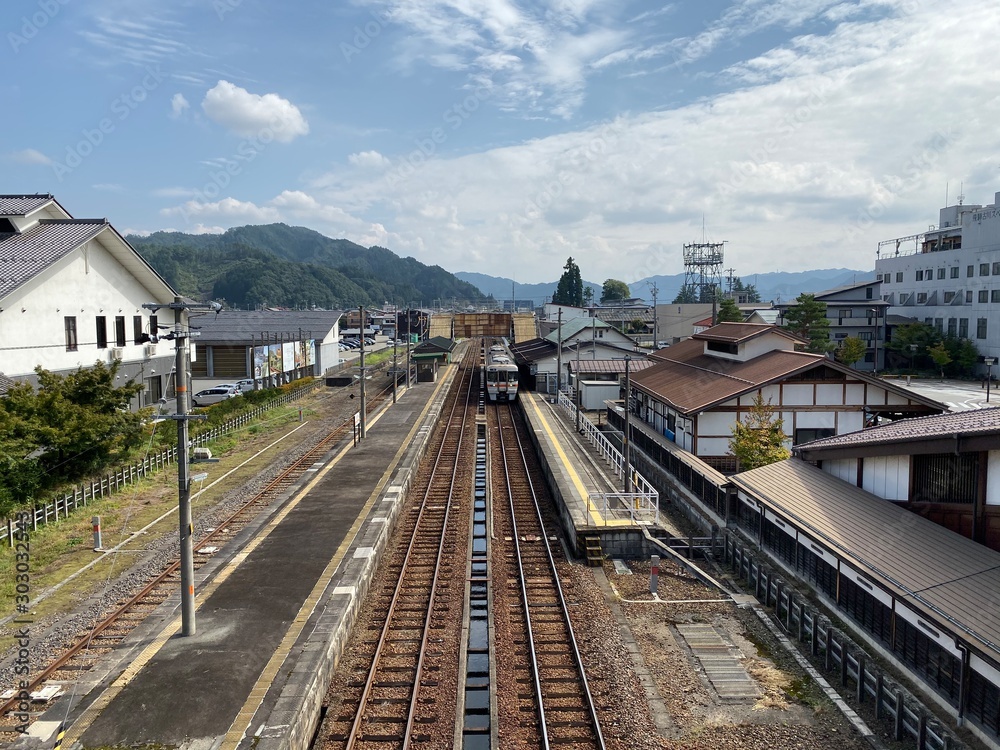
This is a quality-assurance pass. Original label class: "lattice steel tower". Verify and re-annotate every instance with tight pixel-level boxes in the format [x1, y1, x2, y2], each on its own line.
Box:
[682, 242, 725, 302]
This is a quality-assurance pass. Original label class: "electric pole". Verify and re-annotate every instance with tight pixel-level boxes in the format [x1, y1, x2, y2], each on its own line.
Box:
[648, 281, 658, 347]
[142, 296, 221, 637]
[359, 305, 367, 438]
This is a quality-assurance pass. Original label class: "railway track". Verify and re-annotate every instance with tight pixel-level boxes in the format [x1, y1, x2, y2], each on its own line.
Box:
[0, 378, 396, 732]
[323, 345, 478, 750]
[491, 401, 606, 749]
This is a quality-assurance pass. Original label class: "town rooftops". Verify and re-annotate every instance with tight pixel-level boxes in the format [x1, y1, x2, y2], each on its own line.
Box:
[567, 359, 655, 375]
[795, 406, 1000, 458]
[510, 337, 556, 363]
[692, 321, 804, 345]
[544, 316, 614, 343]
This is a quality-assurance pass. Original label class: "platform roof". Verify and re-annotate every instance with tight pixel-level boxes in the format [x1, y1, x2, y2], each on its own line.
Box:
[731, 459, 1000, 658]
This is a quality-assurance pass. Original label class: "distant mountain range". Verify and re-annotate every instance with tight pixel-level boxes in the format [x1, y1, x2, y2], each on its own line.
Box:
[456, 269, 874, 305]
[128, 224, 486, 310]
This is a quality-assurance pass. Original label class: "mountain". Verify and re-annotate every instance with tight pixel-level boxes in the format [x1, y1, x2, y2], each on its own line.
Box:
[128, 224, 486, 310]
[456, 269, 873, 306]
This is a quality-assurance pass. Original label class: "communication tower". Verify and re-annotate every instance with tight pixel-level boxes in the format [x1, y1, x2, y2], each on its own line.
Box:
[682, 242, 725, 302]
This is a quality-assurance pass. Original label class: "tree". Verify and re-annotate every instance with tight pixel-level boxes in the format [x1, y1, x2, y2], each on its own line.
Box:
[733, 277, 762, 303]
[672, 285, 698, 304]
[835, 336, 868, 368]
[783, 293, 833, 354]
[716, 297, 744, 323]
[729, 392, 791, 471]
[629, 317, 646, 334]
[553, 257, 584, 307]
[582, 286, 594, 307]
[928, 342, 952, 379]
[601, 279, 630, 303]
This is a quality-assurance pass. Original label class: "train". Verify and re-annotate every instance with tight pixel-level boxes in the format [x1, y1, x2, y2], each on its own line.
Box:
[485, 340, 519, 402]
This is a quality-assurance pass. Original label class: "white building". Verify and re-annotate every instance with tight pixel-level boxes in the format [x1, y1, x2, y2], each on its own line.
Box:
[0, 194, 177, 404]
[876, 190, 1000, 364]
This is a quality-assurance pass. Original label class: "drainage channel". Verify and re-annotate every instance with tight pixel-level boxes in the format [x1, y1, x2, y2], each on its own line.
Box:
[461, 422, 493, 749]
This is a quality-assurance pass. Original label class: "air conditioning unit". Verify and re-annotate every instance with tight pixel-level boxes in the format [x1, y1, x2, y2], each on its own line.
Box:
[144, 343, 157, 357]
[110, 347, 124, 360]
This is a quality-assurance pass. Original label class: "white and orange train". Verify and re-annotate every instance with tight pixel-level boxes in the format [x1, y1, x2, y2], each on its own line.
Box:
[485, 340, 519, 402]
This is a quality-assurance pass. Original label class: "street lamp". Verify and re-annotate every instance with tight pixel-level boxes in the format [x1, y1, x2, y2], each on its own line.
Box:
[986, 357, 996, 403]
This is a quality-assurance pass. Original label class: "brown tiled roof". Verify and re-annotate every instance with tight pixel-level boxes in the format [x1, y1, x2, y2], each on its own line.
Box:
[731, 459, 1000, 656]
[692, 321, 804, 345]
[796, 406, 1000, 454]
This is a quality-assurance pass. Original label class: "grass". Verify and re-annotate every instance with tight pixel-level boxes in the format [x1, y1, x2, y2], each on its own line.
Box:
[0, 397, 317, 651]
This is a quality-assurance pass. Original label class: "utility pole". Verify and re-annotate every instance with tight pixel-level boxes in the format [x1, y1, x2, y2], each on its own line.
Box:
[142, 296, 221, 637]
[623, 355, 632, 494]
[649, 282, 659, 347]
[555, 308, 562, 400]
[575, 341, 581, 432]
[359, 305, 367, 438]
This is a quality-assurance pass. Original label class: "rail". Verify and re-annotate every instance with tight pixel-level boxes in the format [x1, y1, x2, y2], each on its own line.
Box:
[555, 391, 659, 520]
[0, 380, 322, 547]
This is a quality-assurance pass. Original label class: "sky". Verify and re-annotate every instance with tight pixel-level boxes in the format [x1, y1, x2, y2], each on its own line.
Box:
[5, 0, 1000, 286]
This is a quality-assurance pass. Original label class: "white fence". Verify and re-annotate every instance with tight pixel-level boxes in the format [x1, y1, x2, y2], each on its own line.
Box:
[555, 391, 659, 525]
[0, 383, 317, 546]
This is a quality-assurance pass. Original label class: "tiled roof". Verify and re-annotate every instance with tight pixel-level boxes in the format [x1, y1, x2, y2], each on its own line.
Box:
[510, 337, 556, 363]
[188, 310, 344, 343]
[0, 219, 108, 301]
[568, 359, 655, 375]
[692, 321, 802, 345]
[544, 316, 614, 343]
[795, 406, 1000, 453]
[0, 194, 55, 216]
[731, 459, 1000, 657]
[0, 373, 16, 396]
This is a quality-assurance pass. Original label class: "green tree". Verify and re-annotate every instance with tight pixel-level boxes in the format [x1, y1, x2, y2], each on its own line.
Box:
[783, 293, 833, 354]
[733, 277, 762, 303]
[601, 279, 630, 303]
[716, 297, 744, 323]
[729, 392, 791, 471]
[672, 285, 698, 304]
[583, 286, 594, 307]
[835, 336, 868, 368]
[928, 341, 952, 379]
[943, 336, 980, 376]
[629, 317, 646, 334]
[553, 257, 584, 307]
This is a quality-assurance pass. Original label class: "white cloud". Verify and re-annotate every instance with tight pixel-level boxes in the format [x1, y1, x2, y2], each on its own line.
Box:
[348, 150, 391, 169]
[8, 148, 52, 165]
[201, 80, 309, 142]
[192, 223, 226, 234]
[92, 183, 124, 191]
[169, 93, 190, 119]
[161, 197, 282, 222]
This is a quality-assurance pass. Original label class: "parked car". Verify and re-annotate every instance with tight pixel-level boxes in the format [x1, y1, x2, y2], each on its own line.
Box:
[192, 387, 238, 407]
[235, 379, 255, 393]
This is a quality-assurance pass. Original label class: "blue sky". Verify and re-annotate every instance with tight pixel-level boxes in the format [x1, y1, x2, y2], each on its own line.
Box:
[5, 0, 1000, 285]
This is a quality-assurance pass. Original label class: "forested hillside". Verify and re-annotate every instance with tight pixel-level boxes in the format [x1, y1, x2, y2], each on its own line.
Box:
[129, 224, 486, 310]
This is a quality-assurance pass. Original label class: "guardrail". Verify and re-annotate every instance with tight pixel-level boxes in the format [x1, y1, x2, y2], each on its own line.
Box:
[0, 381, 319, 547]
[554, 391, 658, 524]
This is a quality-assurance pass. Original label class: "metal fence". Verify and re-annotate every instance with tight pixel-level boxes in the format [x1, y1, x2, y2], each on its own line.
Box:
[0, 382, 318, 547]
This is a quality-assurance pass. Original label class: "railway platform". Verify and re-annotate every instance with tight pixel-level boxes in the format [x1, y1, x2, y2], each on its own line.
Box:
[518, 392, 672, 560]
[14, 366, 458, 750]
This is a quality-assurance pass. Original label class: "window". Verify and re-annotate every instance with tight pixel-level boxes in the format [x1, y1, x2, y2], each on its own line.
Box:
[866, 287, 874, 299]
[96, 316, 108, 349]
[944, 292, 956, 303]
[951, 266, 960, 279]
[966, 291, 974, 303]
[64, 316, 78, 352]
[839, 309, 852, 319]
[133, 315, 144, 344]
[937, 268, 946, 280]
[916, 270, 924, 281]
[981, 263, 990, 276]
[794, 428, 835, 444]
[994, 262, 1000, 275]
[917, 292, 927, 304]
[913, 452, 978, 503]
[967, 265, 975, 277]
[993, 290, 1000, 303]
[934, 318, 944, 332]
[149, 314, 158, 338]
[947, 319, 957, 337]
[980, 291, 989, 303]
[115, 316, 126, 347]
[979, 318, 988, 339]
[960, 318, 969, 338]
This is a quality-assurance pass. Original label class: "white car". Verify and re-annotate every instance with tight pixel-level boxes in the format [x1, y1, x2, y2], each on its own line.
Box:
[192, 387, 238, 407]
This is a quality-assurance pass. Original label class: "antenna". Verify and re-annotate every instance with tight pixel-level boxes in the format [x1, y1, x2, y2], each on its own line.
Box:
[958, 181, 965, 206]
[945, 181, 949, 207]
